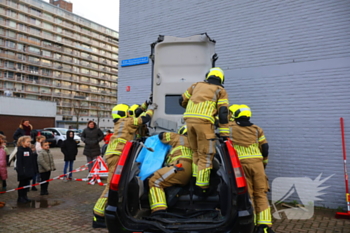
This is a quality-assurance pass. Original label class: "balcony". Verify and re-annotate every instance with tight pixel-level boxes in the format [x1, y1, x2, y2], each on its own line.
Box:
[0, 37, 118, 76]
[15, 24, 116, 60]
[0, 0, 118, 47]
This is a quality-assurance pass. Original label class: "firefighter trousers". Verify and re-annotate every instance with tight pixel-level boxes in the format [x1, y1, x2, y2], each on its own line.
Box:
[93, 139, 125, 217]
[148, 160, 192, 212]
[241, 158, 272, 226]
[186, 122, 216, 189]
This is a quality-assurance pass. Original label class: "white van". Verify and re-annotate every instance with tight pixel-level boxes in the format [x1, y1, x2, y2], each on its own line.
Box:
[44, 127, 81, 147]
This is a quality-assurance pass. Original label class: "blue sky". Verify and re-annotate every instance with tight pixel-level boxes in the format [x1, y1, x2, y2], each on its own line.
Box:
[43, 0, 120, 31]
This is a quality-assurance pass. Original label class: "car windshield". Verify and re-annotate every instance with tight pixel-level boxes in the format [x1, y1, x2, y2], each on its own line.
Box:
[57, 128, 68, 134]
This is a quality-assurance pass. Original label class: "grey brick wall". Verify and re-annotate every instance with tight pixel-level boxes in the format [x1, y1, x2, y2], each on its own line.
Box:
[119, 0, 350, 209]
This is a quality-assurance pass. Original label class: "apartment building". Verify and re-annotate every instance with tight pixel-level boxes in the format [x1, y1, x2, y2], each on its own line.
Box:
[0, 0, 119, 129]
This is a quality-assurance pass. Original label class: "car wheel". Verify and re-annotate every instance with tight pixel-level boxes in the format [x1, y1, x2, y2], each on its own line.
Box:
[57, 140, 63, 147]
[237, 215, 255, 233]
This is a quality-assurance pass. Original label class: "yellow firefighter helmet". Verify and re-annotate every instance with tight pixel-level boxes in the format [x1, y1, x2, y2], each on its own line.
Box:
[206, 67, 225, 84]
[128, 104, 140, 118]
[111, 104, 129, 119]
[234, 104, 252, 118]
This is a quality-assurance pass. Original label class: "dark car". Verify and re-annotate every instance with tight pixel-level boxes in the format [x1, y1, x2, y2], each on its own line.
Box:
[31, 129, 56, 147]
[105, 140, 254, 233]
[104, 34, 254, 233]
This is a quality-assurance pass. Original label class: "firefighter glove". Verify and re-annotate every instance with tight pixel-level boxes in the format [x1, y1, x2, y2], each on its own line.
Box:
[148, 103, 158, 110]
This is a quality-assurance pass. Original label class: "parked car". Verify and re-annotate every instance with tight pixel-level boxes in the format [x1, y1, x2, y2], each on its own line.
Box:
[44, 127, 81, 147]
[104, 34, 254, 233]
[30, 129, 56, 147]
[70, 129, 82, 137]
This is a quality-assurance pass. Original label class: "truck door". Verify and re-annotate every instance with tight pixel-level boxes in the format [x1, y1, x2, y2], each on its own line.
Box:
[150, 33, 217, 131]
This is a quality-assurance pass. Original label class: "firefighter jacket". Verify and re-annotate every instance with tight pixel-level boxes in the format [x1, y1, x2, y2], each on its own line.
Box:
[228, 121, 268, 160]
[105, 110, 153, 157]
[181, 81, 229, 136]
[160, 132, 193, 165]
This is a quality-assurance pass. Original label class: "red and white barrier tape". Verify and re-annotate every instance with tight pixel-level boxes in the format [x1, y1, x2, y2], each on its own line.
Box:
[0, 157, 106, 194]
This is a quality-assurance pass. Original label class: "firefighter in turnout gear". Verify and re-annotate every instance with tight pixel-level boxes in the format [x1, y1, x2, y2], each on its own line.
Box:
[92, 102, 157, 228]
[129, 102, 149, 139]
[148, 125, 193, 215]
[228, 104, 274, 233]
[180, 67, 229, 192]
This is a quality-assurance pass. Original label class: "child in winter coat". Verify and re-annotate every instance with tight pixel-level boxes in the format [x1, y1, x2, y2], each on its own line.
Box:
[16, 136, 37, 203]
[35, 135, 46, 152]
[30, 144, 39, 191]
[60, 130, 78, 181]
[0, 134, 8, 193]
[37, 141, 56, 195]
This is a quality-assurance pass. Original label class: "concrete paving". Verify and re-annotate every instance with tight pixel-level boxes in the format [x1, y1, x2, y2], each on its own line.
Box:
[0, 145, 349, 233]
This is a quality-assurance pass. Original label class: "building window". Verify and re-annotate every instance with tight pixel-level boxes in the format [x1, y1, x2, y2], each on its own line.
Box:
[63, 37, 73, 45]
[29, 27, 41, 35]
[43, 31, 54, 40]
[42, 68, 51, 76]
[56, 35, 62, 42]
[26, 85, 39, 92]
[112, 46, 118, 53]
[43, 12, 54, 21]
[29, 17, 41, 26]
[28, 66, 39, 74]
[8, 20, 16, 28]
[7, 9, 16, 17]
[7, 30, 16, 38]
[64, 29, 73, 37]
[81, 52, 89, 58]
[43, 22, 53, 31]
[17, 63, 25, 70]
[6, 40, 16, 48]
[91, 63, 98, 69]
[4, 81, 14, 88]
[5, 71, 14, 79]
[5, 61, 15, 68]
[42, 50, 52, 57]
[28, 46, 40, 54]
[17, 43, 24, 51]
[55, 17, 63, 24]
[18, 13, 27, 22]
[82, 27, 90, 34]
[42, 40, 52, 47]
[28, 56, 40, 64]
[91, 55, 98, 61]
[56, 26, 62, 33]
[81, 60, 89, 66]
[17, 53, 26, 61]
[28, 36, 41, 45]
[90, 70, 98, 77]
[30, 7, 42, 16]
[41, 59, 52, 66]
[80, 77, 89, 83]
[81, 68, 89, 74]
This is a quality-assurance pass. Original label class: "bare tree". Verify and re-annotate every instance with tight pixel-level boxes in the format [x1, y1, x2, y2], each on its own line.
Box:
[96, 105, 104, 127]
[73, 101, 87, 129]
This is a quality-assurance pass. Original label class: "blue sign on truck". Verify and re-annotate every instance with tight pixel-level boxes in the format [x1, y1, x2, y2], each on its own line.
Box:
[121, 57, 149, 67]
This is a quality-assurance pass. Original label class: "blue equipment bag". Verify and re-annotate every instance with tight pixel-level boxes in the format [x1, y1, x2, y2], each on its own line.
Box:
[136, 135, 171, 180]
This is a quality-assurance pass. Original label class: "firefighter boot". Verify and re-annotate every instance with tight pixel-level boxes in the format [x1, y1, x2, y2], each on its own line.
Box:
[92, 213, 106, 228]
[255, 224, 275, 233]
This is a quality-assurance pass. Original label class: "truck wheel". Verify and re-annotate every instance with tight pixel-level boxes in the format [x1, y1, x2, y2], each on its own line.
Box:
[57, 140, 63, 147]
